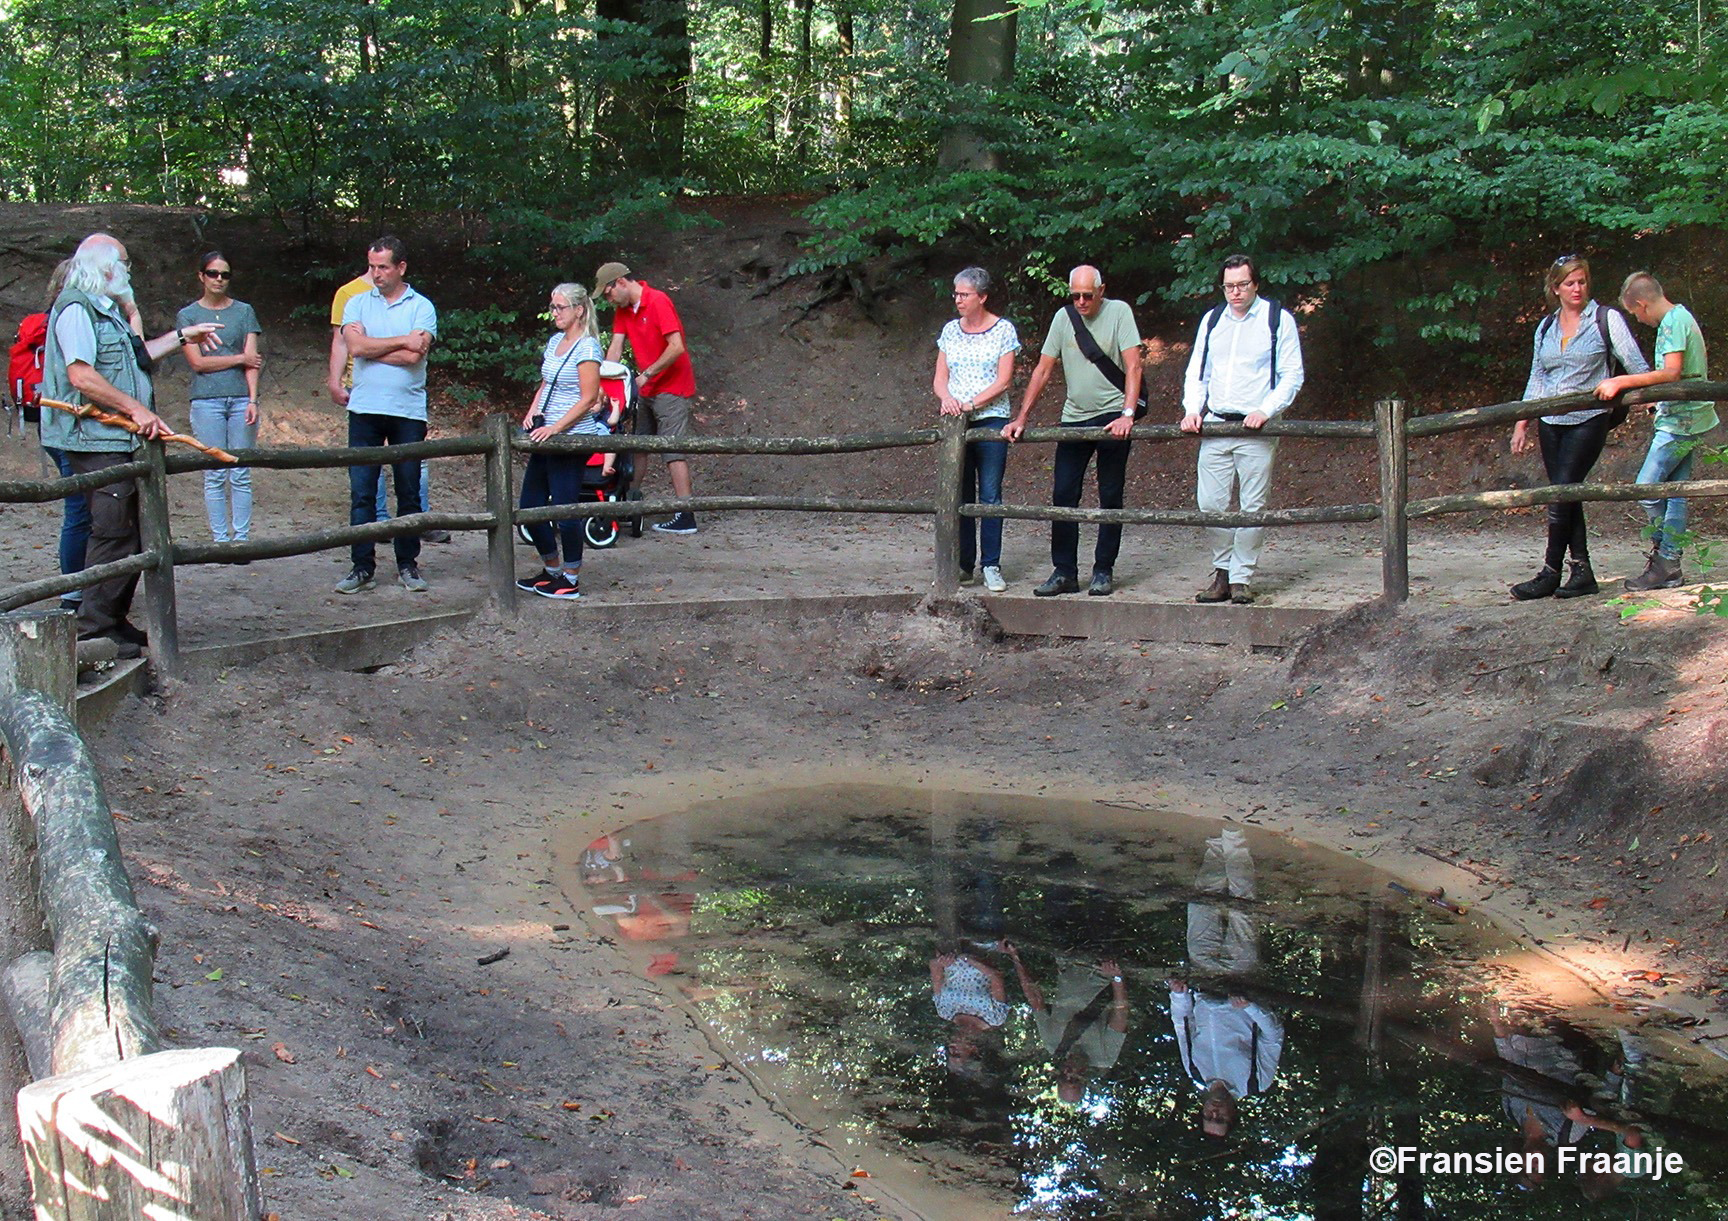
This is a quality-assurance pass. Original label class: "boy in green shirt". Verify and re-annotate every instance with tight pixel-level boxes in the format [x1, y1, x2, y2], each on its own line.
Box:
[1595, 271, 1715, 590]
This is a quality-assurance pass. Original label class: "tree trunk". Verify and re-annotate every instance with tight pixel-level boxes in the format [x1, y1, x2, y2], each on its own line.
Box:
[938, 0, 1017, 169]
[595, 0, 691, 179]
[835, 7, 855, 139]
[759, 0, 776, 150]
[792, 0, 814, 161]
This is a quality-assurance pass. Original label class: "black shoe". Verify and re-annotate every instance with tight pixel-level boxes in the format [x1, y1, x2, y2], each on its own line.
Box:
[112, 621, 149, 647]
[1088, 571, 1114, 597]
[1195, 568, 1230, 603]
[423, 529, 454, 544]
[58, 597, 80, 614]
[653, 512, 698, 535]
[1033, 571, 1080, 597]
[1553, 559, 1599, 599]
[1510, 565, 1562, 601]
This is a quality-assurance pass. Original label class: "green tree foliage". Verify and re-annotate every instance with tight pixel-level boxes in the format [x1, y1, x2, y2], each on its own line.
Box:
[2, 0, 1726, 350]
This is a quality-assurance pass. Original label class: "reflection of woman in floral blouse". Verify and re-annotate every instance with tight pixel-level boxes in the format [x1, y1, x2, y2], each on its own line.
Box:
[934, 266, 1020, 592]
[930, 950, 1009, 1077]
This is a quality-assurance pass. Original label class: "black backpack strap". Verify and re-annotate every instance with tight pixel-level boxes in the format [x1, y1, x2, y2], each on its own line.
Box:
[1264, 298, 1281, 388]
[1595, 305, 1625, 378]
[1198, 304, 1226, 412]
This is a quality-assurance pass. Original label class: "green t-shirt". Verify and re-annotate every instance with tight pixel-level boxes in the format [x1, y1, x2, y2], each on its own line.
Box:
[1039, 298, 1142, 423]
[1653, 303, 1715, 435]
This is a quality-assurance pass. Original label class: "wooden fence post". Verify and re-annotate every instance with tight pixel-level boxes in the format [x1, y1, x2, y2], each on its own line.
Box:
[137, 440, 180, 674]
[0, 612, 65, 1215]
[485, 413, 518, 614]
[17, 1046, 260, 1220]
[1376, 398, 1409, 603]
[933, 415, 964, 596]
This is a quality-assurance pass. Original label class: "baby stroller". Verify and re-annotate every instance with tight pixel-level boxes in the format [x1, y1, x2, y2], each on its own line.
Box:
[516, 360, 642, 549]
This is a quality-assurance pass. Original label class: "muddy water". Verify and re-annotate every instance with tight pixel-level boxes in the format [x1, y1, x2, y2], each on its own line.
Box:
[560, 784, 1728, 1219]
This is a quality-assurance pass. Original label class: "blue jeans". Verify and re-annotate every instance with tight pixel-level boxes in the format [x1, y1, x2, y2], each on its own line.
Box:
[190, 397, 257, 541]
[1051, 412, 1131, 578]
[959, 418, 1008, 572]
[44, 445, 89, 599]
[519, 453, 586, 567]
[376, 465, 431, 519]
[1637, 428, 1703, 559]
[348, 412, 425, 573]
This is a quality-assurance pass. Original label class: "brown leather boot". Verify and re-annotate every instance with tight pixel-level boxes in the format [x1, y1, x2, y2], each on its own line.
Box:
[1195, 568, 1230, 603]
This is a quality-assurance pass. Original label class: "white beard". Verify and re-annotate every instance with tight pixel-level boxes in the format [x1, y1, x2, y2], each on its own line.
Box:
[106, 263, 134, 308]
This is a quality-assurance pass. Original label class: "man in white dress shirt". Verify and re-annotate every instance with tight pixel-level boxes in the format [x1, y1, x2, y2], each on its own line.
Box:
[1180, 255, 1305, 605]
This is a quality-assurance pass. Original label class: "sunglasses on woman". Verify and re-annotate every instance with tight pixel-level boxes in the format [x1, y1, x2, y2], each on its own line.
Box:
[202, 269, 232, 280]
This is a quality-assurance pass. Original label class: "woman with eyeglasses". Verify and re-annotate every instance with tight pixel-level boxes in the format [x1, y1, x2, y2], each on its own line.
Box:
[1509, 254, 1649, 599]
[515, 284, 616, 600]
[934, 266, 1020, 592]
[177, 251, 263, 546]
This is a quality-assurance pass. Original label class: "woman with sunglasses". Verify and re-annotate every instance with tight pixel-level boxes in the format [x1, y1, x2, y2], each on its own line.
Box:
[515, 284, 616, 600]
[177, 251, 263, 545]
[1509, 255, 1649, 599]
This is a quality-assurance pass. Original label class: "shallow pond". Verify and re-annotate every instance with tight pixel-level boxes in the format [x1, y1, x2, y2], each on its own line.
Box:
[561, 784, 1728, 1219]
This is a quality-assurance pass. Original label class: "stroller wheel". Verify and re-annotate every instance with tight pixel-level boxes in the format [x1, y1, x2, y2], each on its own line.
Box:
[585, 516, 620, 549]
[515, 524, 535, 546]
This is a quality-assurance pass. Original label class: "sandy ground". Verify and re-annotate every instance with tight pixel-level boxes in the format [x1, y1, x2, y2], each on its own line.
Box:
[5, 203, 1728, 1219]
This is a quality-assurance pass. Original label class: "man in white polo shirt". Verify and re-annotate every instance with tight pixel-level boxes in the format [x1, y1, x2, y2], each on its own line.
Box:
[334, 235, 438, 594]
[1180, 254, 1304, 606]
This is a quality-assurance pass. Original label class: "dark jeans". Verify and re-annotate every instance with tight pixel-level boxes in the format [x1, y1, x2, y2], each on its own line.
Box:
[1051, 412, 1131, 578]
[520, 453, 586, 567]
[66, 450, 139, 637]
[959, 418, 1008, 572]
[1538, 415, 1610, 568]
[46, 445, 90, 585]
[348, 412, 426, 574]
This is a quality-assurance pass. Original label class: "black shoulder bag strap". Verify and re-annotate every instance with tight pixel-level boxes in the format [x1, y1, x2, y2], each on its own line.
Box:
[1589, 305, 1632, 430]
[1064, 302, 1146, 420]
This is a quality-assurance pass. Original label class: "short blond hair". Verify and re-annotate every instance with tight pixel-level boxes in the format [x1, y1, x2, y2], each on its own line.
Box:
[1620, 270, 1664, 306]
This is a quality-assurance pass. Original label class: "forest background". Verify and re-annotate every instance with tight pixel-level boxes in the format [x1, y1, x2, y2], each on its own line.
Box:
[2, 0, 1725, 398]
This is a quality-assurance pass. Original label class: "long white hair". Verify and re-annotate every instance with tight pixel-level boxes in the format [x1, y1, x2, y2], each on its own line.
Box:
[64, 238, 131, 304]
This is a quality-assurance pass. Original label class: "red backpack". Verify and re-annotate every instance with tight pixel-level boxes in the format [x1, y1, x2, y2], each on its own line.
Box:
[9, 312, 48, 423]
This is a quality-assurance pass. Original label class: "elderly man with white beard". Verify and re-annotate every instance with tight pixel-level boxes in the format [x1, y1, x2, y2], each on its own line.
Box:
[40, 233, 220, 657]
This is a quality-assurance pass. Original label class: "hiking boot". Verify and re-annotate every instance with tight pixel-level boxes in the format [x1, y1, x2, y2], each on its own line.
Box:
[534, 571, 581, 600]
[423, 529, 453, 544]
[653, 512, 698, 535]
[1230, 583, 1255, 604]
[112, 621, 148, 647]
[398, 564, 430, 593]
[517, 569, 558, 594]
[58, 597, 80, 614]
[1510, 565, 1561, 601]
[335, 567, 375, 595]
[1553, 559, 1599, 599]
[1088, 571, 1114, 597]
[1195, 568, 1230, 603]
[982, 565, 1007, 593]
[1624, 551, 1684, 592]
[1034, 571, 1080, 597]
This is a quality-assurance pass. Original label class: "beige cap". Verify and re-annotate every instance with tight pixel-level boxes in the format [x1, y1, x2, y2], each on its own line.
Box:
[593, 262, 632, 296]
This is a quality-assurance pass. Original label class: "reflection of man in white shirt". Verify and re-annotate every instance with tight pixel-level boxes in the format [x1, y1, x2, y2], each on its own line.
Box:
[1167, 826, 1283, 1139]
[1181, 255, 1305, 605]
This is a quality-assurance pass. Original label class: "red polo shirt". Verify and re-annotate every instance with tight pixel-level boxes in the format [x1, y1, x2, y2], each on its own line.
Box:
[614, 281, 696, 398]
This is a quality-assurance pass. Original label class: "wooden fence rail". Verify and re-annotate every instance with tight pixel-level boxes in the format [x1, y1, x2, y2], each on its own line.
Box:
[0, 381, 1722, 669]
[0, 613, 259, 1218]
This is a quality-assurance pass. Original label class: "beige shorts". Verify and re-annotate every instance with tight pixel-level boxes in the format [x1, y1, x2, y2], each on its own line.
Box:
[636, 393, 693, 464]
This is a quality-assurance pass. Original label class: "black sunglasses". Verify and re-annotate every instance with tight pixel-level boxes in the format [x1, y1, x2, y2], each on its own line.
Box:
[1070, 291, 1097, 302]
[202, 269, 232, 279]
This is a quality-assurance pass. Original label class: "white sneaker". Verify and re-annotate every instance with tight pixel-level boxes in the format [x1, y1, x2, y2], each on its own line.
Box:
[982, 565, 1007, 592]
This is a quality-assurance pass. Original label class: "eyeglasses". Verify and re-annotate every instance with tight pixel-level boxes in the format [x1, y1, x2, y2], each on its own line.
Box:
[1222, 280, 1254, 294]
[953, 291, 977, 299]
[1070, 291, 1097, 302]
[202, 269, 231, 280]
[549, 302, 575, 313]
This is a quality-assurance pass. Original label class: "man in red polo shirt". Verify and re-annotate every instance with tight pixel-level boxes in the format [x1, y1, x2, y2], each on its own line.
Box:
[596, 262, 699, 535]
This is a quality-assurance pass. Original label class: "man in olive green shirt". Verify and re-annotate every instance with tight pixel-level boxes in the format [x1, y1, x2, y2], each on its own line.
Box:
[1003, 266, 1141, 597]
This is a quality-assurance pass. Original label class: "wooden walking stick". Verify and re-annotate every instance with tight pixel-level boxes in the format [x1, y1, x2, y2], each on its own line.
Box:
[40, 398, 237, 463]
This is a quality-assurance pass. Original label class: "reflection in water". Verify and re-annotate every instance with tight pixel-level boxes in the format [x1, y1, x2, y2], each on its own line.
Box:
[565, 786, 1728, 1218]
